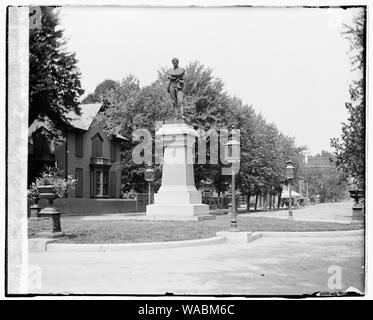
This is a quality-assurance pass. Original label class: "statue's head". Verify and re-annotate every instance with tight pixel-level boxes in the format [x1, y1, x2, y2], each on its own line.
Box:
[172, 57, 179, 68]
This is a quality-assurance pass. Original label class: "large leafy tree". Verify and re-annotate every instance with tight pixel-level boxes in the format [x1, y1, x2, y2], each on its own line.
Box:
[29, 7, 84, 131]
[331, 10, 366, 189]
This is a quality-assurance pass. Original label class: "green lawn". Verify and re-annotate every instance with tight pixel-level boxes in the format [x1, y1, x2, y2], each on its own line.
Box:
[28, 214, 364, 244]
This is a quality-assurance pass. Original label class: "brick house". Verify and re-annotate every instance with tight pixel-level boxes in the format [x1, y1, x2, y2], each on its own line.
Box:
[28, 103, 137, 214]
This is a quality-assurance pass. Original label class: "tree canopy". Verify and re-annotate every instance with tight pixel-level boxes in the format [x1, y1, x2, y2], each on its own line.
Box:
[331, 9, 366, 190]
[29, 7, 84, 132]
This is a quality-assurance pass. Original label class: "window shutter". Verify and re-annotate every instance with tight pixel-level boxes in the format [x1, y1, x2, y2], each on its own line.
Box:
[111, 141, 116, 162]
[75, 132, 83, 157]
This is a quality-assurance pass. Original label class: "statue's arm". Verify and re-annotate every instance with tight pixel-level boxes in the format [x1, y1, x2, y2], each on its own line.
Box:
[179, 71, 185, 91]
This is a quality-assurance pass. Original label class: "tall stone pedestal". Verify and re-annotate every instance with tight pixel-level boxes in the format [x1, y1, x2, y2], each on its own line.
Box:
[146, 120, 212, 221]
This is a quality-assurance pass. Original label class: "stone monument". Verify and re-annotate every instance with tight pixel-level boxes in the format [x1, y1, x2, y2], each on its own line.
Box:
[146, 120, 212, 220]
[146, 59, 212, 220]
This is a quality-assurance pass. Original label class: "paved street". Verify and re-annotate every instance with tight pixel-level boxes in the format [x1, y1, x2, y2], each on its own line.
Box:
[247, 200, 359, 224]
[29, 230, 364, 296]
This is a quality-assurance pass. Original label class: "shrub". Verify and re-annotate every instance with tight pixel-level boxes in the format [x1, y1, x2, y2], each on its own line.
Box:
[27, 182, 40, 200]
[34, 166, 77, 199]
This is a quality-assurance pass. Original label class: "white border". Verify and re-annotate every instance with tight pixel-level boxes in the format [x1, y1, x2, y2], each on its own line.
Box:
[0, 0, 371, 300]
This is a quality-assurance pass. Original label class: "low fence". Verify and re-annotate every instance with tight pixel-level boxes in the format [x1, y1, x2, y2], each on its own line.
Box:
[28, 198, 138, 215]
[27, 193, 291, 216]
[202, 196, 229, 209]
[202, 194, 284, 210]
[136, 193, 153, 213]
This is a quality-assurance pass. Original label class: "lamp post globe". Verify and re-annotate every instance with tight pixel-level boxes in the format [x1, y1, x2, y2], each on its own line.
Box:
[225, 136, 240, 231]
[225, 138, 240, 163]
[286, 160, 294, 180]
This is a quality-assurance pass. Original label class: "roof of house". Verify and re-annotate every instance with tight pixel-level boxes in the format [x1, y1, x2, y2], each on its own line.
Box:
[66, 103, 102, 131]
[30, 103, 128, 141]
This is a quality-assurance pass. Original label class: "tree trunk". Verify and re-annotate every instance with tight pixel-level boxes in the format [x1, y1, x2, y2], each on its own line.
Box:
[258, 194, 261, 209]
[269, 194, 272, 209]
[217, 191, 221, 210]
[255, 193, 259, 211]
[277, 191, 282, 209]
[246, 193, 250, 211]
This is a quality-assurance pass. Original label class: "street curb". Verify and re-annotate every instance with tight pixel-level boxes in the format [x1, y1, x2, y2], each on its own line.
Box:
[28, 238, 58, 252]
[215, 229, 364, 243]
[260, 229, 364, 237]
[216, 231, 263, 243]
[34, 236, 226, 252]
[29, 229, 364, 253]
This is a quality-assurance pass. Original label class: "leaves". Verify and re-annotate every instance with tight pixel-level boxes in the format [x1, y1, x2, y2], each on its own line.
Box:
[29, 7, 84, 132]
[331, 10, 365, 190]
[34, 166, 77, 199]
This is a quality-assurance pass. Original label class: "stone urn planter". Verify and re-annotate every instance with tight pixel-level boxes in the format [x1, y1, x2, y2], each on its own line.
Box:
[30, 167, 76, 238]
[37, 185, 64, 238]
[349, 189, 364, 221]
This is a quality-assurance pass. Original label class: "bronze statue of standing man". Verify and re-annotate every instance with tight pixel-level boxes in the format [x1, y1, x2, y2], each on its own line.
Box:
[167, 58, 185, 119]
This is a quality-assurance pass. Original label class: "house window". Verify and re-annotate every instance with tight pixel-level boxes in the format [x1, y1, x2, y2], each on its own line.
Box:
[102, 171, 109, 196]
[110, 171, 116, 198]
[75, 168, 83, 197]
[90, 170, 94, 197]
[95, 170, 101, 195]
[110, 141, 116, 162]
[91, 133, 103, 157]
[75, 132, 83, 157]
[90, 169, 109, 197]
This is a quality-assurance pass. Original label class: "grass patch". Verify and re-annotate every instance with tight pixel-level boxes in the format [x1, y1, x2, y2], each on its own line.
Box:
[28, 214, 364, 244]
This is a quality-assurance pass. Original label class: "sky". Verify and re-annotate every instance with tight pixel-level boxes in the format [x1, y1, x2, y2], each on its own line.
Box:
[58, 6, 361, 155]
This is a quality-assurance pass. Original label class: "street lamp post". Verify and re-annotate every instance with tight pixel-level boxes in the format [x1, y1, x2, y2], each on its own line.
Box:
[286, 159, 295, 219]
[225, 136, 240, 231]
[144, 165, 155, 205]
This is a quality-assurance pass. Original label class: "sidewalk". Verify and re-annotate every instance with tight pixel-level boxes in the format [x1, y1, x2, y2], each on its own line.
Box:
[63, 200, 356, 224]
[29, 230, 364, 295]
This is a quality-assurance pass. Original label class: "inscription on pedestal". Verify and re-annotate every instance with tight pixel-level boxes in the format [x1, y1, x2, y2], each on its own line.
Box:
[146, 121, 211, 220]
